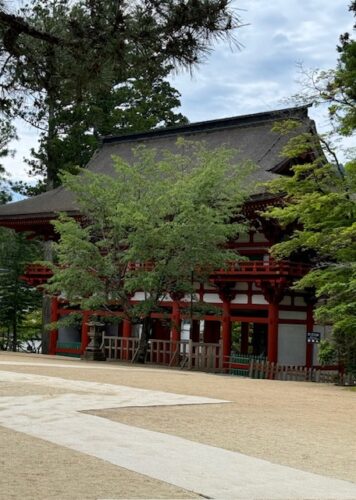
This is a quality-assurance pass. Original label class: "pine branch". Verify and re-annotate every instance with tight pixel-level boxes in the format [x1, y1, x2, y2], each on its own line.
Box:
[0, 9, 61, 46]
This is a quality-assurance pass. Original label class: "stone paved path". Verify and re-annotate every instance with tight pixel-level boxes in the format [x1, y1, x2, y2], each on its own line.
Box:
[1, 367, 356, 499]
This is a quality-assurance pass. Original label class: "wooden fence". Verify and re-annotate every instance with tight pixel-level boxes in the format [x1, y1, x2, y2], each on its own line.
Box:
[227, 356, 356, 385]
[100, 338, 356, 384]
[101, 336, 222, 372]
[101, 336, 139, 361]
[187, 341, 223, 371]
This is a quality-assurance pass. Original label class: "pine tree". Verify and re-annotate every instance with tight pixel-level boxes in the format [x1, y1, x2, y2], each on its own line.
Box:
[0, 229, 41, 351]
[0, 0, 241, 191]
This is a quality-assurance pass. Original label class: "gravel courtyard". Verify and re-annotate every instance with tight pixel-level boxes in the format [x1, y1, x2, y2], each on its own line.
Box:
[0, 352, 355, 499]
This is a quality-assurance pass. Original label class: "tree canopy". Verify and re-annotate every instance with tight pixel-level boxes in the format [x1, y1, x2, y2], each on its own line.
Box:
[0, 228, 42, 351]
[46, 140, 254, 357]
[263, 124, 355, 371]
[0, 0, 242, 192]
[293, 2, 356, 136]
[263, 3, 356, 372]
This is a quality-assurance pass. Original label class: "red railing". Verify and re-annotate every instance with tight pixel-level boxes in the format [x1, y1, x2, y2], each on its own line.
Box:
[23, 259, 309, 286]
[217, 260, 309, 277]
[127, 260, 309, 278]
[21, 264, 53, 286]
[127, 261, 155, 272]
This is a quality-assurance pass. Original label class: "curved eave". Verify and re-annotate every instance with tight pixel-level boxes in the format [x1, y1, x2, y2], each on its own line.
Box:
[0, 197, 283, 236]
[0, 210, 81, 234]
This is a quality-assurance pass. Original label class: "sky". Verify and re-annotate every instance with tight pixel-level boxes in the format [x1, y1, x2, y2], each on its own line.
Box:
[3, 0, 354, 185]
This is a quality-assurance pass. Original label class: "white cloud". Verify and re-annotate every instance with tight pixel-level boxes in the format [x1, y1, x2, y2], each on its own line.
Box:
[171, 0, 353, 120]
[2, 0, 354, 181]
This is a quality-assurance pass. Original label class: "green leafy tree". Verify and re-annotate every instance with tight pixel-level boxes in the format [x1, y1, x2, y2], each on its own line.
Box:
[17, 308, 42, 351]
[46, 140, 254, 361]
[263, 120, 356, 373]
[293, 2, 356, 135]
[0, 229, 42, 351]
[0, 0, 241, 192]
[329, 1, 356, 134]
[264, 4, 356, 373]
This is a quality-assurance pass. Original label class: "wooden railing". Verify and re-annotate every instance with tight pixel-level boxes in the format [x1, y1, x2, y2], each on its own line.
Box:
[219, 260, 309, 276]
[24, 259, 309, 286]
[101, 336, 222, 372]
[188, 340, 223, 371]
[101, 336, 139, 361]
[146, 339, 183, 366]
[226, 356, 356, 385]
[21, 264, 53, 285]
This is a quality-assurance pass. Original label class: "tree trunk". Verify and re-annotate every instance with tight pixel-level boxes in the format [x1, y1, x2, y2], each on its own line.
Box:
[41, 240, 53, 354]
[46, 97, 56, 190]
[45, 49, 58, 191]
[133, 317, 152, 364]
[12, 317, 17, 352]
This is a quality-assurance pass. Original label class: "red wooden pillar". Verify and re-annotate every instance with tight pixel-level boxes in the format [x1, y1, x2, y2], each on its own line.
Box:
[267, 302, 279, 363]
[81, 311, 90, 354]
[170, 294, 183, 366]
[240, 322, 249, 354]
[260, 280, 285, 365]
[218, 287, 235, 369]
[221, 299, 232, 367]
[171, 300, 181, 343]
[123, 319, 132, 338]
[122, 319, 132, 360]
[49, 297, 59, 355]
[306, 300, 315, 368]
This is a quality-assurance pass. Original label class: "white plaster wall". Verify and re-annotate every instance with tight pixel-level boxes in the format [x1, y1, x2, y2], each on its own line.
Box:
[252, 283, 260, 291]
[182, 294, 199, 303]
[203, 293, 222, 304]
[279, 310, 307, 321]
[132, 291, 146, 301]
[231, 294, 248, 304]
[251, 294, 268, 305]
[313, 324, 332, 340]
[311, 324, 332, 365]
[181, 320, 190, 341]
[278, 324, 306, 366]
[132, 324, 142, 338]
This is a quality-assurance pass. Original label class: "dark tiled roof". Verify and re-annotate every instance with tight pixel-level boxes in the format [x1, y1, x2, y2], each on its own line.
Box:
[0, 105, 313, 221]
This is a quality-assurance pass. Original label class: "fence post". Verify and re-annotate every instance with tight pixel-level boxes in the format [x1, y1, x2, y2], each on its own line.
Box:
[261, 360, 265, 379]
[188, 340, 193, 370]
[249, 359, 254, 378]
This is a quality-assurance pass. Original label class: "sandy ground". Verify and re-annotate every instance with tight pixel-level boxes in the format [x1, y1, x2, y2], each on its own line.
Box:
[1, 352, 356, 499]
[0, 426, 197, 500]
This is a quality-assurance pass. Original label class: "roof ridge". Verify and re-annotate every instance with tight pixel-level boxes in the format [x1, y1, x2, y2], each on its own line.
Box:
[101, 105, 311, 145]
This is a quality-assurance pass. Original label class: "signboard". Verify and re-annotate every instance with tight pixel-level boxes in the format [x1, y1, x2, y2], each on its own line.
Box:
[306, 331, 321, 344]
